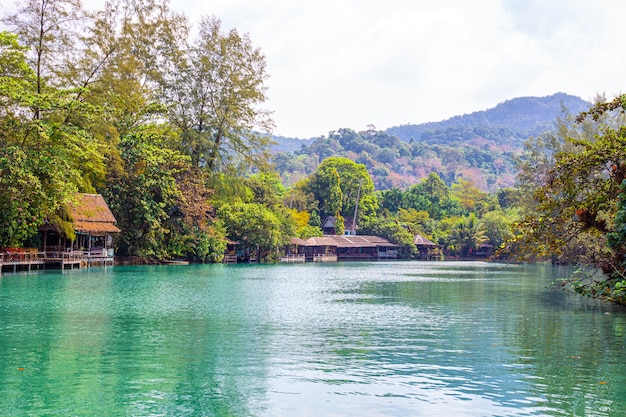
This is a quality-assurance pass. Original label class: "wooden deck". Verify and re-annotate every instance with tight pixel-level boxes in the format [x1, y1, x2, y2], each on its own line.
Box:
[0, 252, 46, 273]
[280, 254, 306, 263]
[1, 250, 114, 275]
[223, 254, 237, 264]
[311, 254, 338, 262]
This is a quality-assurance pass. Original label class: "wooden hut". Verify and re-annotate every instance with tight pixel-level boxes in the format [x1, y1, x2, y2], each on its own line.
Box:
[413, 234, 441, 260]
[40, 193, 120, 266]
[321, 216, 339, 235]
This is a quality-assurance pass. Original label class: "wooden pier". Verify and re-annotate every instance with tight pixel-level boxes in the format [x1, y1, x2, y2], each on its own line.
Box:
[0, 251, 46, 274]
[1, 249, 114, 275]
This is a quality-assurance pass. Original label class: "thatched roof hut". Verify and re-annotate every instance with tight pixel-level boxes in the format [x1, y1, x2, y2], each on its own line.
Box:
[40, 193, 120, 252]
[67, 193, 120, 235]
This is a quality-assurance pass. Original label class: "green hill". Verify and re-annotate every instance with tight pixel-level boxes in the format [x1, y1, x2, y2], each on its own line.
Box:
[386, 92, 590, 146]
[271, 93, 591, 192]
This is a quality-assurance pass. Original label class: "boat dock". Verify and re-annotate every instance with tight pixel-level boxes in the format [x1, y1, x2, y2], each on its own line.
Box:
[1, 249, 114, 275]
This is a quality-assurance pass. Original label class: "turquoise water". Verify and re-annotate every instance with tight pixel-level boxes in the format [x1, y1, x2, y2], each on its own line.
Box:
[0, 261, 625, 416]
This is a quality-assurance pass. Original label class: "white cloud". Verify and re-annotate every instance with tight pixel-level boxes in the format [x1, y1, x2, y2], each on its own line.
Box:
[193, 0, 625, 138]
[15, 0, 626, 137]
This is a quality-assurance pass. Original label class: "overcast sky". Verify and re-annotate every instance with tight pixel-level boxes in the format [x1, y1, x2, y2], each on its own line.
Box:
[4, 0, 625, 138]
[189, 0, 625, 138]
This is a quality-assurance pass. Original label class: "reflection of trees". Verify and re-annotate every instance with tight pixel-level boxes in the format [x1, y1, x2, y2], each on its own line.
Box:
[0, 267, 271, 416]
[505, 287, 626, 416]
[116, 269, 271, 416]
[2, 263, 625, 416]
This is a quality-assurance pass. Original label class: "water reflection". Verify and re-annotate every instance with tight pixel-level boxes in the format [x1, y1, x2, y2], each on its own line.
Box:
[0, 262, 625, 416]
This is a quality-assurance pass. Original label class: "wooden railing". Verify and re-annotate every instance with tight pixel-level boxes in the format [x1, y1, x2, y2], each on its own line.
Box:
[1, 252, 46, 265]
[44, 251, 85, 263]
[223, 254, 237, 264]
[281, 254, 306, 263]
[2, 248, 115, 273]
[312, 253, 338, 262]
[378, 249, 399, 258]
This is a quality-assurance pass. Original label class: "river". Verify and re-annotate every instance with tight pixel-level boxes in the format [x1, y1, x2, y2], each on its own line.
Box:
[0, 261, 625, 416]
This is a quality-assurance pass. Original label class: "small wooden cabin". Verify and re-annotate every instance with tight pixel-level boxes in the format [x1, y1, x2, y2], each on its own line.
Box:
[40, 193, 120, 262]
[413, 234, 441, 260]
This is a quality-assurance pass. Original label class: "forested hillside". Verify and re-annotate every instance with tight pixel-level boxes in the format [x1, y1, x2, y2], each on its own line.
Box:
[386, 92, 591, 145]
[272, 93, 591, 192]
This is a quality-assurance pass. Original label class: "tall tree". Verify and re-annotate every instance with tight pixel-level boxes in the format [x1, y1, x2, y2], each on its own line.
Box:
[298, 157, 377, 224]
[218, 202, 293, 260]
[160, 16, 274, 171]
[102, 125, 188, 258]
[3, 0, 83, 118]
[0, 30, 106, 247]
[514, 98, 626, 272]
[404, 172, 463, 220]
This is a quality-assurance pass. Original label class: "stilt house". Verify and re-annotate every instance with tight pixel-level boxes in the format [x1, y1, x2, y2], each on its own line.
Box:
[40, 193, 120, 259]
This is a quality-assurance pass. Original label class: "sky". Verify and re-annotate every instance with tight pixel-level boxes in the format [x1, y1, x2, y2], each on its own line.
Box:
[3, 0, 626, 138]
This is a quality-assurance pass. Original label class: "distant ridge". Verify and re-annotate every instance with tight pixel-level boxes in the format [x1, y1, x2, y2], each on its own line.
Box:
[271, 92, 594, 191]
[385, 92, 591, 145]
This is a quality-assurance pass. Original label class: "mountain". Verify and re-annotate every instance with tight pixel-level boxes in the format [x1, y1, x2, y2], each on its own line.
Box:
[271, 93, 592, 192]
[385, 92, 591, 147]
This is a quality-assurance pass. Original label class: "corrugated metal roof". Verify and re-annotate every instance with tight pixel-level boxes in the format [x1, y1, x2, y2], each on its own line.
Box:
[299, 235, 398, 248]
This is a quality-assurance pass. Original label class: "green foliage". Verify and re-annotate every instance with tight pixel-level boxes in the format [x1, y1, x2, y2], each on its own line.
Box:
[245, 171, 285, 208]
[159, 16, 273, 171]
[0, 146, 47, 246]
[334, 213, 345, 235]
[0, 31, 34, 95]
[218, 202, 293, 260]
[449, 214, 488, 257]
[376, 188, 404, 214]
[396, 208, 435, 237]
[181, 222, 227, 263]
[608, 180, 626, 251]
[514, 103, 626, 268]
[298, 156, 377, 223]
[481, 210, 514, 249]
[296, 225, 323, 240]
[403, 173, 464, 220]
[102, 127, 188, 258]
[0, 29, 107, 246]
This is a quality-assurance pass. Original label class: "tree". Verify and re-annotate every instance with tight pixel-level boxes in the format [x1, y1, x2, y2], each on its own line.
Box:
[397, 208, 435, 237]
[377, 187, 404, 214]
[451, 178, 487, 212]
[513, 105, 626, 268]
[449, 214, 488, 257]
[102, 126, 189, 258]
[3, 0, 83, 102]
[218, 202, 293, 260]
[299, 157, 377, 223]
[509, 96, 626, 305]
[359, 217, 416, 258]
[0, 30, 107, 247]
[245, 171, 285, 208]
[481, 210, 514, 249]
[404, 172, 463, 220]
[160, 16, 274, 171]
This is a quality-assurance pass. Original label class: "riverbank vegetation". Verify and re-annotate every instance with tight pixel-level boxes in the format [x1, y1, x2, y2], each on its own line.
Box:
[2, 1, 626, 303]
